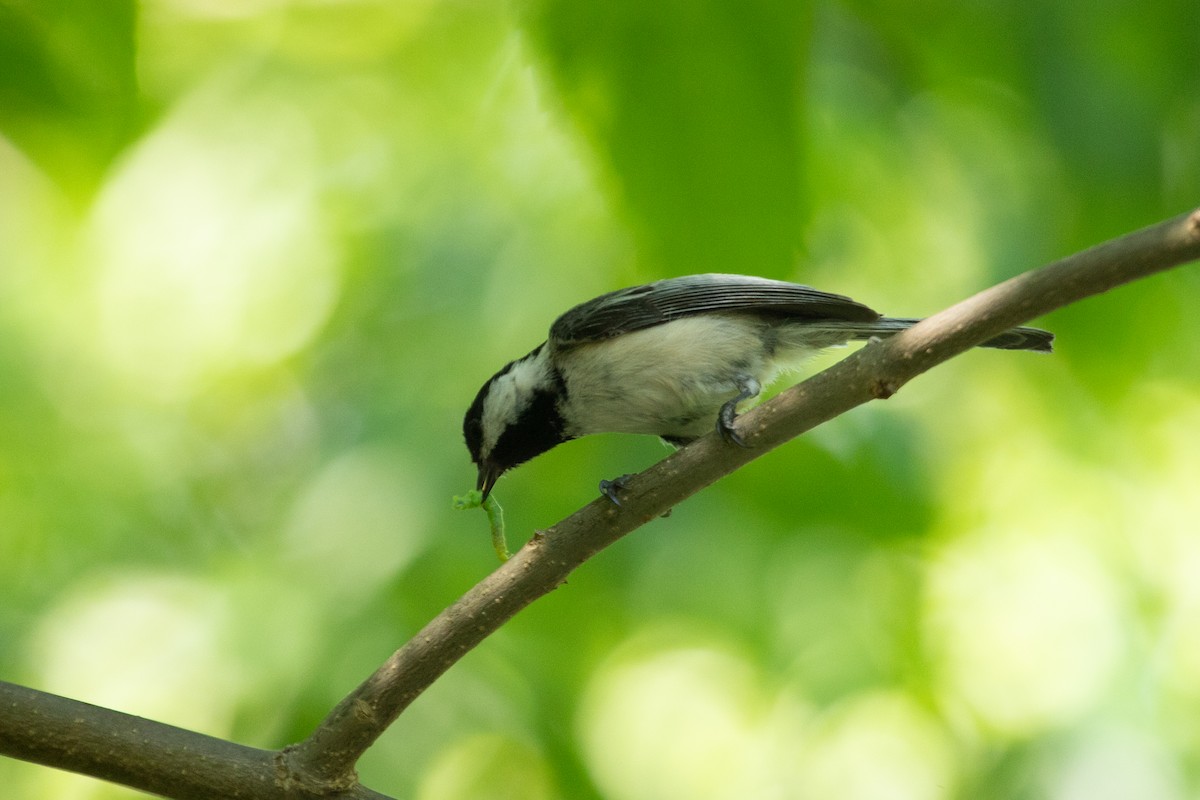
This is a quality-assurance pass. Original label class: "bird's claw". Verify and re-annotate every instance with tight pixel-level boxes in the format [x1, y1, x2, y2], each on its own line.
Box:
[715, 398, 753, 448]
[599, 474, 633, 506]
[716, 376, 758, 448]
[717, 401, 750, 448]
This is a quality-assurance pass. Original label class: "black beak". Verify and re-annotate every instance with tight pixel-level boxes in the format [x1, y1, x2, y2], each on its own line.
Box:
[476, 461, 501, 501]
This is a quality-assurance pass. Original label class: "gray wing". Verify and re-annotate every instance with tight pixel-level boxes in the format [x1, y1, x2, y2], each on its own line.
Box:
[549, 273, 881, 347]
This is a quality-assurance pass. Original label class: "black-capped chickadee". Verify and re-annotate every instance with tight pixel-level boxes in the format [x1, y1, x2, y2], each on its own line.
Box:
[463, 274, 1052, 499]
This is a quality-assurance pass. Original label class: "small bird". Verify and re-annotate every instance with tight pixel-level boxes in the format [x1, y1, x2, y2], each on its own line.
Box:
[463, 274, 1052, 499]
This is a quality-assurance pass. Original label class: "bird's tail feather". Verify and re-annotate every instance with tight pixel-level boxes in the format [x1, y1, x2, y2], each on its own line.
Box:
[811, 317, 1054, 353]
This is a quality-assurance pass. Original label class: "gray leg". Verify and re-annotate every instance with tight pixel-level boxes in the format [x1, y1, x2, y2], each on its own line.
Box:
[599, 474, 633, 506]
[717, 375, 760, 447]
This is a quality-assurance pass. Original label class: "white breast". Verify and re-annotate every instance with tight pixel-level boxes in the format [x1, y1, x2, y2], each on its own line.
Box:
[556, 315, 799, 440]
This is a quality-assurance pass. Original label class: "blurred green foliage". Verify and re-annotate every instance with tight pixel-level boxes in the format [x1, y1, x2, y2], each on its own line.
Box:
[1, 1, 1199, 798]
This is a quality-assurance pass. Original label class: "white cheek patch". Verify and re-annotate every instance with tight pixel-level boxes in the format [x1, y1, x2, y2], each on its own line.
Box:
[480, 354, 550, 456]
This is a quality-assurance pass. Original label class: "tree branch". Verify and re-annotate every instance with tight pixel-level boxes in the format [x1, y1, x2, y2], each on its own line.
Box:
[0, 681, 391, 799]
[286, 207, 1200, 785]
[4, 209, 1198, 797]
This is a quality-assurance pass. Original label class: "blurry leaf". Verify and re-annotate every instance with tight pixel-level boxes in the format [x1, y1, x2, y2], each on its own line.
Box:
[0, 0, 139, 197]
[522, 0, 815, 274]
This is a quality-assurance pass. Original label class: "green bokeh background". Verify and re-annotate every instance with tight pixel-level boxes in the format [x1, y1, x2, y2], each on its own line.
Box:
[2, 1, 1199, 798]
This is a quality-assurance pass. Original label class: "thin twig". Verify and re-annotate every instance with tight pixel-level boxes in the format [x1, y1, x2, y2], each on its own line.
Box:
[286, 207, 1200, 785]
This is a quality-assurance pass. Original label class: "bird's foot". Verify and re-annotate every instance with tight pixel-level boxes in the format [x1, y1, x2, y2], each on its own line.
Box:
[717, 403, 748, 447]
[716, 376, 760, 448]
[599, 474, 634, 506]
